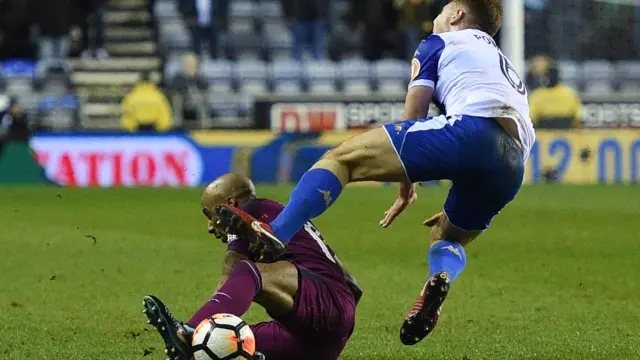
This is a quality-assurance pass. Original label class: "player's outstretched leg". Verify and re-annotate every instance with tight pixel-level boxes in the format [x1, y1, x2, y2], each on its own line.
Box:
[187, 260, 263, 327]
[143, 295, 194, 360]
[216, 127, 407, 261]
[401, 206, 480, 345]
[400, 240, 467, 345]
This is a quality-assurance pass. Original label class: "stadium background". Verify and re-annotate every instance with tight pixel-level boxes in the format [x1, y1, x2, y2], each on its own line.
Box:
[0, 0, 639, 186]
[1, 1, 640, 359]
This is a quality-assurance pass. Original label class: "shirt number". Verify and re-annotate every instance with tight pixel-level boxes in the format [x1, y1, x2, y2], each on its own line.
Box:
[499, 52, 527, 96]
[304, 222, 337, 263]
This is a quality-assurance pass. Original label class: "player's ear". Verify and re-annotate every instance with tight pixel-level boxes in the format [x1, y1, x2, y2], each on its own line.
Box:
[450, 7, 466, 26]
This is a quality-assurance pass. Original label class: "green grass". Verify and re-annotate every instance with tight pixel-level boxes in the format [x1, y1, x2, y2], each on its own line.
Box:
[0, 185, 639, 360]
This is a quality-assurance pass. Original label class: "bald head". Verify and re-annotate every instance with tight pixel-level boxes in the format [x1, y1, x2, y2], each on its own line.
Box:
[201, 173, 256, 212]
[201, 173, 256, 237]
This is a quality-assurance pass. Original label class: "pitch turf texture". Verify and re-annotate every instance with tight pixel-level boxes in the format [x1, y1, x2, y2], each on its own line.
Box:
[1, 185, 639, 360]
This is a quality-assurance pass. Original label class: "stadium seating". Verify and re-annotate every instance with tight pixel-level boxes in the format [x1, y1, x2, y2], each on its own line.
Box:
[373, 59, 408, 95]
[3, 0, 637, 130]
[201, 59, 235, 93]
[582, 60, 616, 95]
[615, 61, 640, 93]
[305, 60, 338, 95]
[271, 60, 303, 95]
[234, 59, 269, 96]
[155, 0, 640, 101]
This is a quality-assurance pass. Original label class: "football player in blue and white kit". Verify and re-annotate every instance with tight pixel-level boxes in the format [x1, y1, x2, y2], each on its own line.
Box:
[214, 0, 535, 346]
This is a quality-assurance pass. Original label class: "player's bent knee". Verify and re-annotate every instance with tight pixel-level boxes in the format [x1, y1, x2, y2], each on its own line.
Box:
[253, 262, 298, 316]
[428, 214, 482, 248]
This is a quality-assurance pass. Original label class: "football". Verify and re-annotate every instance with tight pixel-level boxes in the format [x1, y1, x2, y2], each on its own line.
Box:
[191, 314, 256, 360]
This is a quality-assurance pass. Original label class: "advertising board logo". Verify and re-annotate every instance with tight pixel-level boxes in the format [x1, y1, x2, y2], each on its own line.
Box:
[30, 135, 204, 187]
[270, 103, 346, 133]
[345, 102, 405, 128]
[582, 102, 640, 128]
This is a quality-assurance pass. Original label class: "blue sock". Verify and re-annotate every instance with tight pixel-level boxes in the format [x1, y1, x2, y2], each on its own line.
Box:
[270, 168, 343, 243]
[428, 241, 467, 282]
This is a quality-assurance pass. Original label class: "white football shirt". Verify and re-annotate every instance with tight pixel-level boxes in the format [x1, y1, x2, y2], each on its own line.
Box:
[409, 29, 536, 160]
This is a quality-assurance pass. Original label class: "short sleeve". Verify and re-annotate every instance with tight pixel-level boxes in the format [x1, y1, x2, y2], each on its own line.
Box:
[409, 34, 446, 90]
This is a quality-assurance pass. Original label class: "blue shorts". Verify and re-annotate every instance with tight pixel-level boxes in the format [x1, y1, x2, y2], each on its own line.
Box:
[384, 115, 525, 230]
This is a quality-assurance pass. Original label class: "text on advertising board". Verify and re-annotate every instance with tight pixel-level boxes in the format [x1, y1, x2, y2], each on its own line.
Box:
[345, 102, 405, 128]
[30, 135, 204, 187]
[524, 130, 640, 184]
[582, 102, 640, 128]
[270, 103, 346, 133]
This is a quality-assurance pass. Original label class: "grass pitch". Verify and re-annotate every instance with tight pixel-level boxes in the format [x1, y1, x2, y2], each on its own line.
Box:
[0, 185, 639, 360]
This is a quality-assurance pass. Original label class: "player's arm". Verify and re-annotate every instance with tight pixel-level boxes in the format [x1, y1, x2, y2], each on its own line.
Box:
[384, 35, 444, 227]
[403, 87, 433, 120]
[402, 35, 444, 120]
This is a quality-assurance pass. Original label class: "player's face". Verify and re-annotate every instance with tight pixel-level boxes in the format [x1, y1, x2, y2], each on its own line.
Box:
[201, 194, 225, 238]
[202, 206, 221, 237]
[201, 194, 236, 239]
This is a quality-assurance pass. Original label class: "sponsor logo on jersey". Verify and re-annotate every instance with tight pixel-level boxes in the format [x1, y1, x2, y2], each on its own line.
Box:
[411, 58, 421, 81]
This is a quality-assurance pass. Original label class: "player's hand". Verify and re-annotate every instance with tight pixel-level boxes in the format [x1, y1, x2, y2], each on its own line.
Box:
[379, 182, 418, 228]
[423, 211, 443, 227]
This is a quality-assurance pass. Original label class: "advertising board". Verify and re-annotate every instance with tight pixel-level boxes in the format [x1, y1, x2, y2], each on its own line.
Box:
[30, 134, 205, 187]
[256, 94, 640, 130]
[526, 130, 640, 184]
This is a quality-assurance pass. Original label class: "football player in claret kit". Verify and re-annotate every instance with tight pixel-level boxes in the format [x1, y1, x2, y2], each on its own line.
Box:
[214, 0, 535, 347]
[143, 173, 361, 360]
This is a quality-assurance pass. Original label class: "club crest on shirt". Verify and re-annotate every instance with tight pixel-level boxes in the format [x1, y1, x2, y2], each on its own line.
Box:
[411, 58, 421, 81]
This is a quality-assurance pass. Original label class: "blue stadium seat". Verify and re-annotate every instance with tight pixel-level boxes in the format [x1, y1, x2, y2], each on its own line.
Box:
[615, 61, 640, 94]
[557, 60, 583, 91]
[373, 59, 407, 94]
[264, 30, 292, 61]
[202, 59, 235, 93]
[582, 60, 615, 95]
[154, 0, 179, 20]
[2, 60, 35, 78]
[339, 59, 372, 95]
[229, 0, 256, 18]
[234, 60, 269, 95]
[271, 60, 303, 95]
[263, 21, 289, 39]
[257, 0, 282, 18]
[305, 61, 338, 95]
[164, 56, 181, 81]
[225, 32, 262, 59]
[228, 19, 254, 34]
[159, 22, 192, 52]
